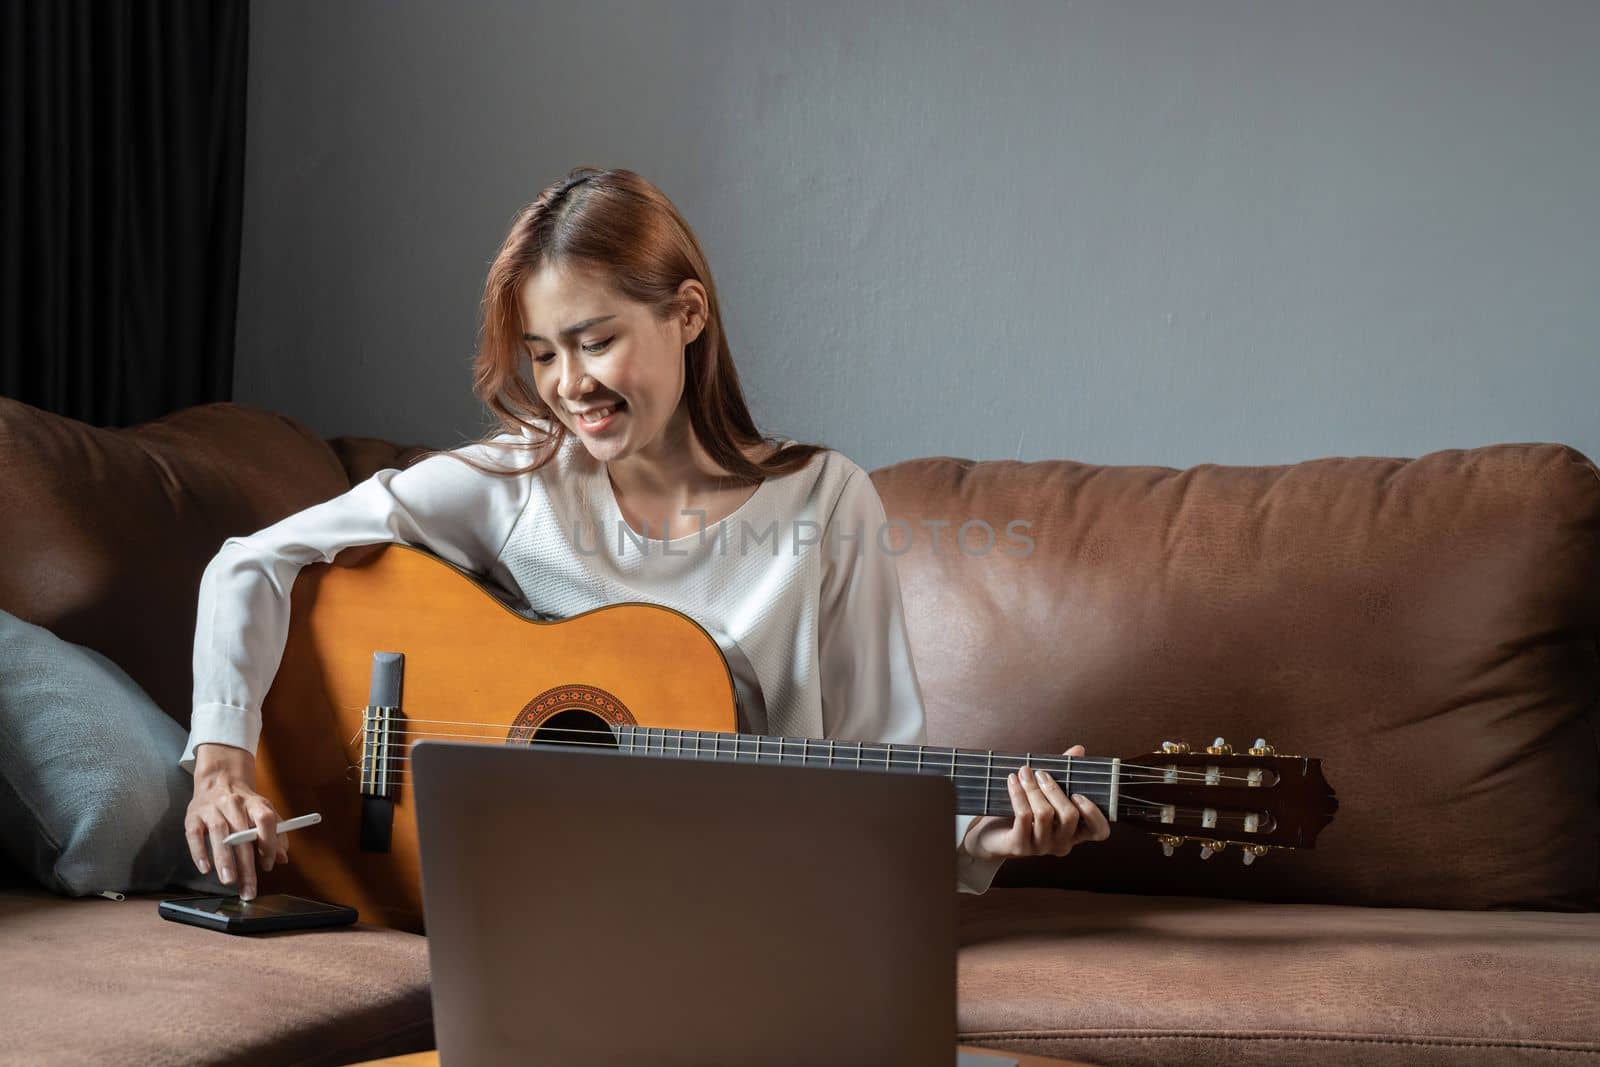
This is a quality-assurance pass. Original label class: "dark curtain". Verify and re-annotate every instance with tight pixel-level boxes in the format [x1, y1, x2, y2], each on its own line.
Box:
[1, 0, 249, 427]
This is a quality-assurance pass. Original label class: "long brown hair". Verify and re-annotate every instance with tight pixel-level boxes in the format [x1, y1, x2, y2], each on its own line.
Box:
[417, 166, 828, 485]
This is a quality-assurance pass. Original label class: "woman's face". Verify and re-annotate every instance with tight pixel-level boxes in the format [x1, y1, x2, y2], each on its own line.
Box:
[518, 264, 703, 463]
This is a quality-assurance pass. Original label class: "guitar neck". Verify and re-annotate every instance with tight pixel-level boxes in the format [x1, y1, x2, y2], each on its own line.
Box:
[614, 726, 1120, 822]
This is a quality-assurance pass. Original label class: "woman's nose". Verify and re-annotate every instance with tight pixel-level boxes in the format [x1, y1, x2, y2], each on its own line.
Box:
[556, 359, 594, 402]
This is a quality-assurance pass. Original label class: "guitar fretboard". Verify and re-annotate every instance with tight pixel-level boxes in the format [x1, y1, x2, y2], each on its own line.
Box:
[612, 725, 1120, 822]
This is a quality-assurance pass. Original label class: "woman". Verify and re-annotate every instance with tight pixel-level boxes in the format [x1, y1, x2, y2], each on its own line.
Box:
[183, 166, 1110, 902]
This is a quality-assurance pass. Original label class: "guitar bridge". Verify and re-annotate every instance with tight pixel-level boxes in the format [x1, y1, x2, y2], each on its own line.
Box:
[358, 652, 404, 853]
[361, 703, 402, 800]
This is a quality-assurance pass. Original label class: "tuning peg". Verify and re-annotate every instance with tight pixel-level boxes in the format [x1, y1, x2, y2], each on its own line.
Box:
[1156, 834, 1185, 857]
[1248, 737, 1274, 756]
[1241, 844, 1271, 866]
[1158, 740, 1191, 755]
[1198, 839, 1228, 860]
[1205, 737, 1232, 755]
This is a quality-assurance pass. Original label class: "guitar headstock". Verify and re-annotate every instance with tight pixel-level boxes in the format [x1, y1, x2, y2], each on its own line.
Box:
[1114, 738, 1337, 865]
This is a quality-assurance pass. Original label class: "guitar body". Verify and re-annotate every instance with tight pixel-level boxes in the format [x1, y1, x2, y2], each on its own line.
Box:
[255, 543, 739, 932]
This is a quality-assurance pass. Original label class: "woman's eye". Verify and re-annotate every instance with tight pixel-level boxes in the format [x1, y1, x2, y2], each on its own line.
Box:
[532, 338, 611, 364]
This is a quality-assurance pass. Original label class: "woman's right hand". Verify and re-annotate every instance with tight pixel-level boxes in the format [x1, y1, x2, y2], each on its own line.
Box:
[184, 743, 289, 901]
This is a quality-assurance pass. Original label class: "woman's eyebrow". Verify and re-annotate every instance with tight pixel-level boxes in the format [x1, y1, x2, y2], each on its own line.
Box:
[522, 314, 617, 343]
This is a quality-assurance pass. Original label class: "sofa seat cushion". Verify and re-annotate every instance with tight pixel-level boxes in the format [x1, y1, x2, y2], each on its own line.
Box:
[1, 888, 432, 1067]
[959, 888, 1600, 1067]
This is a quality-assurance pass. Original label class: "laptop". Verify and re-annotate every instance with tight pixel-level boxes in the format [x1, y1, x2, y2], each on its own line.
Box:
[411, 738, 1011, 1066]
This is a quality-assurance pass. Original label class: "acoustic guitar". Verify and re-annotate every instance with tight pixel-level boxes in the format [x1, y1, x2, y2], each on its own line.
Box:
[251, 543, 1338, 933]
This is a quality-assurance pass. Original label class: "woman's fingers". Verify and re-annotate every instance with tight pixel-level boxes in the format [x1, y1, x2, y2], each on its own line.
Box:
[248, 799, 281, 873]
[1025, 766, 1081, 855]
[1004, 773, 1036, 856]
[184, 811, 211, 876]
[1012, 766, 1079, 855]
[1014, 769, 1049, 853]
[1072, 793, 1112, 842]
[990, 747, 1108, 860]
[203, 812, 234, 886]
[217, 793, 259, 901]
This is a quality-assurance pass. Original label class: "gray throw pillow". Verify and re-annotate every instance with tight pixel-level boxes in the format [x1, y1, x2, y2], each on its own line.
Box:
[0, 609, 228, 896]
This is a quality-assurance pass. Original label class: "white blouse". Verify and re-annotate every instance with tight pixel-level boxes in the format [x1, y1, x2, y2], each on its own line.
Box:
[184, 427, 1003, 894]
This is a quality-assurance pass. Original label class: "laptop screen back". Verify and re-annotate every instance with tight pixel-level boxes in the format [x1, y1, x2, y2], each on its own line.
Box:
[412, 739, 957, 1066]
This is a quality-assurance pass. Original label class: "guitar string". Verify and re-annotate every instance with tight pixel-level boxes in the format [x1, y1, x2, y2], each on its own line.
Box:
[344, 751, 1276, 824]
[348, 746, 1265, 817]
[355, 742, 1244, 788]
[360, 755, 1248, 796]
[337, 767, 1266, 829]
[363, 716, 1272, 780]
[347, 727, 1279, 826]
[349, 720, 1270, 785]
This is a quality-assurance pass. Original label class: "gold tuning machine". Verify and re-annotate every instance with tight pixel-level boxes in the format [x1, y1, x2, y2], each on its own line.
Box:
[1197, 839, 1228, 860]
[1156, 834, 1185, 858]
[1248, 737, 1275, 756]
[1157, 740, 1191, 755]
[1241, 844, 1272, 866]
[1205, 737, 1232, 755]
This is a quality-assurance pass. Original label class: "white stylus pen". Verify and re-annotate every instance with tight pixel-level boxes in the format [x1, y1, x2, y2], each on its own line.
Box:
[222, 812, 322, 847]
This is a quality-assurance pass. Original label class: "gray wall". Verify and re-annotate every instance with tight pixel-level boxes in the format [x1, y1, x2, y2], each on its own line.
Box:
[236, 1, 1599, 471]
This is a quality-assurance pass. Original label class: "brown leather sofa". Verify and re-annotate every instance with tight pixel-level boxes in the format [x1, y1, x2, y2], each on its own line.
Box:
[2, 396, 1596, 1066]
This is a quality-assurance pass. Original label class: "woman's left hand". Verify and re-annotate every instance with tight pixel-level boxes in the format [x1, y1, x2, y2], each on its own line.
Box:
[961, 745, 1112, 863]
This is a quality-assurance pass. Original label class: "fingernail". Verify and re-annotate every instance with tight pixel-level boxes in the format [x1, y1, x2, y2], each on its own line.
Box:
[198, 859, 209, 874]
[242, 886, 255, 901]
[219, 869, 232, 885]
[1072, 793, 1088, 804]
[1037, 771, 1052, 787]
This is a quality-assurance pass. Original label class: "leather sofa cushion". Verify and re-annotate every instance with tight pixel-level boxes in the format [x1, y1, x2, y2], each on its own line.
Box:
[875, 444, 1600, 910]
[1, 887, 432, 1066]
[0, 399, 351, 724]
[959, 888, 1600, 1066]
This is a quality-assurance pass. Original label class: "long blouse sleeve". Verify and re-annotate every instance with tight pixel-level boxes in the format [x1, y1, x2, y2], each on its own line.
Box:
[816, 468, 1004, 895]
[182, 433, 534, 773]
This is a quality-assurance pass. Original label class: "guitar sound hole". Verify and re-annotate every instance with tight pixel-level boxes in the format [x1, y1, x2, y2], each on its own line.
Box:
[528, 709, 617, 752]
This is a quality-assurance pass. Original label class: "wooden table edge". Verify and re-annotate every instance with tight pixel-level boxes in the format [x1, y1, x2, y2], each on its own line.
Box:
[349, 1047, 1100, 1066]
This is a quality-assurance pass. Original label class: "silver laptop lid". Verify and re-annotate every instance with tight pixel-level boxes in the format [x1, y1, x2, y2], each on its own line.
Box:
[412, 739, 957, 1067]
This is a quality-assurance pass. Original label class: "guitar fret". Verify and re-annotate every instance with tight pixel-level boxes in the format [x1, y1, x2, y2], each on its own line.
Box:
[986, 750, 994, 816]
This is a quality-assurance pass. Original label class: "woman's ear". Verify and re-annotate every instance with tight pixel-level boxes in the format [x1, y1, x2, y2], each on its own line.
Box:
[677, 279, 708, 343]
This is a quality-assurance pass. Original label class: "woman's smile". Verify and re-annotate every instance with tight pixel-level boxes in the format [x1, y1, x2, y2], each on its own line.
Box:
[575, 401, 627, 432]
